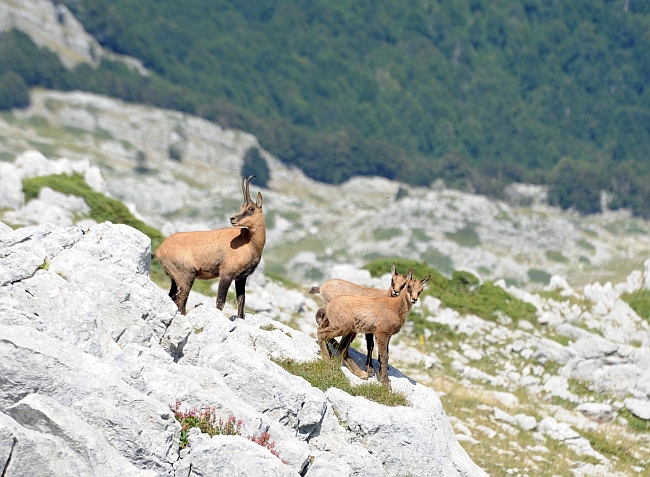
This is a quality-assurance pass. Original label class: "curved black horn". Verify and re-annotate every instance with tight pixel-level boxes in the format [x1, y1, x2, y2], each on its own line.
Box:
[244, 175, 256, 204]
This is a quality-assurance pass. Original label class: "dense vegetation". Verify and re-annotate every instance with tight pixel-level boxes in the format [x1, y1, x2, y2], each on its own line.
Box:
[4, 1, 650, 215]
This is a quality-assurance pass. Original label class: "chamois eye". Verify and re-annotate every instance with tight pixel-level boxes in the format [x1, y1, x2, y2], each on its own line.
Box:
[249, 206, 255, 211]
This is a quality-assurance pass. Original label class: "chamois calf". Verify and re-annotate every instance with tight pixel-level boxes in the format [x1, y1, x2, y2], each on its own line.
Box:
[317, 271, 430, 390]
[311, 263, 409, 375]
[153, 176, 265, 318]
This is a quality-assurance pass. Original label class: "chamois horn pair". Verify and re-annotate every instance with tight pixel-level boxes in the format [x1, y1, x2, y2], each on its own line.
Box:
[241, 175, 256, 205]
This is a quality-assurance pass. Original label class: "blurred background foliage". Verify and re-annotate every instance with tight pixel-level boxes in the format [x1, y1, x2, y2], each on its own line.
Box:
[2, 0, 650, 216]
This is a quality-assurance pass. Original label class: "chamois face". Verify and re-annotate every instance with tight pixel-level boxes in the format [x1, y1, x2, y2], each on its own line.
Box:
[230, 175, 264, 229]
[405, 275, 431, 304]
[230, 193, 263, 228]
[390, 264, 409, 297]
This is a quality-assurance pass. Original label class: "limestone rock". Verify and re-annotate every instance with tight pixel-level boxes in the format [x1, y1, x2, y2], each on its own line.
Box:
[0, 162, 23, 210]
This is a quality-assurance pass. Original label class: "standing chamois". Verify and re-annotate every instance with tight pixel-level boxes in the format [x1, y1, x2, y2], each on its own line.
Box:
[310, 263, 409, 376]
[153, 176, 265, 318]
[316, 271, 430, 390]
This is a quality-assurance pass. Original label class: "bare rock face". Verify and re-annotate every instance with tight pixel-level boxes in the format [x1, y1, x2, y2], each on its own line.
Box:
[0, 220, 488, 476]
[0, 0, 146, 72]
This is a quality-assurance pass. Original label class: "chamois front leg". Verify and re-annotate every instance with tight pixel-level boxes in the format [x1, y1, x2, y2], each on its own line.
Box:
[376, 333, 392, 390]
[216, 276, 233, 312]
[365, 333, 375, 376]
[235, 277, 247, 319]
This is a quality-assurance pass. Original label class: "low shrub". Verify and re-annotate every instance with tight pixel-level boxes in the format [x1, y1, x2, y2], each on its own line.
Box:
[170, 401, 287, 462]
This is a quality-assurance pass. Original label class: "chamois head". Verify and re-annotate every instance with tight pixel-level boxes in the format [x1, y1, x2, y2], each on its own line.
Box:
[230, 175, 264, 229]
[389, 262, 409, 297]
[404, 270, 431, 304]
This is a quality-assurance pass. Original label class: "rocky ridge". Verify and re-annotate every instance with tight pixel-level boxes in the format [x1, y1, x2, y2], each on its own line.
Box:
[0, 220, 483, 477]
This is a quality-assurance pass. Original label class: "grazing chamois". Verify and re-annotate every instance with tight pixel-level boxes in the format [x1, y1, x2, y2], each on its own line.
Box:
[317, 271, 430, 390]
[310, 263, 409, 376]
[153, 176, 265, 318]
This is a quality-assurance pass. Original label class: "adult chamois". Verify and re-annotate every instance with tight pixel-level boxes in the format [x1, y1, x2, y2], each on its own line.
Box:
[153, 176, 265, 318]
[311, 263, 410, 376]
[316, 271, 430, 390]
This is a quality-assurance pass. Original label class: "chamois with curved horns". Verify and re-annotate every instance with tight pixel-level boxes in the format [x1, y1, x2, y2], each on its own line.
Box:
[153, 176, 265, 318]
[310, 263, 409, 376]
[316, 271, 430, 390]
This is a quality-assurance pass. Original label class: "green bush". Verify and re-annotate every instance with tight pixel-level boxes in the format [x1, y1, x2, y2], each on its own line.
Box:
[22, 173, 168, 284]
[363, 258, 537, 324]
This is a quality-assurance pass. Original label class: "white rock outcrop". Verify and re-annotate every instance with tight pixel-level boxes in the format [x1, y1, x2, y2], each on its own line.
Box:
[0, 220, 487, 476]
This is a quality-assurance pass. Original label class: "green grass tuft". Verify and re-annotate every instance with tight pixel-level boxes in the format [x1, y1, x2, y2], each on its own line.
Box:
[274, 358, 409, 407]
[621, 289, 650, 321]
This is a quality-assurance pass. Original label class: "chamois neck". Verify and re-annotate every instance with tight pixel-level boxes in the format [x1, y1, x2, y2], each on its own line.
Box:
[397, 291, 413, 316]
[246, 219, 266, 251]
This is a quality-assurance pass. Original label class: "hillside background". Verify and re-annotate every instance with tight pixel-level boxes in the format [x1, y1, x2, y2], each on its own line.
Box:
[2, 0, 650, 215]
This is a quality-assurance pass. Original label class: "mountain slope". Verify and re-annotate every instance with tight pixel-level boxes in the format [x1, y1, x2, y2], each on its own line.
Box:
[49, 0, 650, 215]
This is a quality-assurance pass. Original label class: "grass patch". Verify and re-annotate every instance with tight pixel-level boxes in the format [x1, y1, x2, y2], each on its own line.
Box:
[411, 228, 430, 241]
[445, 224, 481, 247]
[22, 173, 168, 284]
[619, 409, 650, 433]
[265, 270, 300, 290]
[577, 239, 596, 252]
[274, 358, 408, 407]
[528, 268, 551, 285]
[621, 289, 650, 321]
[546, 251, 569, 263]
[364, 259, 538, 325]
[372, 227, 401, 241]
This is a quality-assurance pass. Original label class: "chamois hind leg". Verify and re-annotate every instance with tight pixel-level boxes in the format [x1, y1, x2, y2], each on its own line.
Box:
[216, 276, 232, 312]
[376, 333, 392, 391]
[235, 277, 247, 319]
[337, 333, 369, 379]
[364, 333, 375, 376]
[168, 279, 178, 300]
[174, 275, 195, 315]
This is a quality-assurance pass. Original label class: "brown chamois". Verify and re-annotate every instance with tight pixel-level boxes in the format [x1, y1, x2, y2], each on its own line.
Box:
[316, 271, 430, 390]
[310, 263, 409, 376]
[153, 176, 265, 318]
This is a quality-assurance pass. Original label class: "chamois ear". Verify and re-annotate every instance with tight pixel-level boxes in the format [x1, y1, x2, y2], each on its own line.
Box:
[421, 274, 431, 286]
[256, 191, 263, 208]
[406, 268, 414, 280]
[391, 262, 396, 276]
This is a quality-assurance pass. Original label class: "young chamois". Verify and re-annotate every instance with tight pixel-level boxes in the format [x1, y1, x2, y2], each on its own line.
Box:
[310, 263, 409, 376]
[316, 271, 430, 390]
[153, 176, 265, 318]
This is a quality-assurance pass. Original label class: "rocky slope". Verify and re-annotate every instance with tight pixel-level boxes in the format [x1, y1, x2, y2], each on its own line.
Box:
[2, 127, 650, 477]
[0, 220, 483, 477]
[3, 90, 650, 291]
